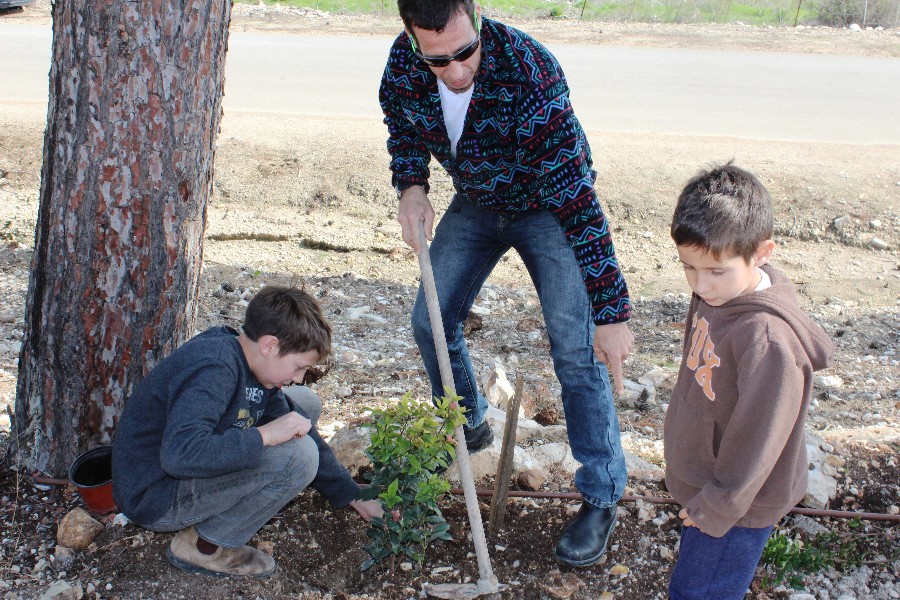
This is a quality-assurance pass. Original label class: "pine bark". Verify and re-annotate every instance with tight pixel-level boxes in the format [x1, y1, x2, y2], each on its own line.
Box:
[15, 0, 232, 476]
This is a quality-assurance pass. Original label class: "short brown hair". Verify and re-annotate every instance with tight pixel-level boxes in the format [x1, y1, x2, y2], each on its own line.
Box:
[671, 163, 773, 262]
[242, 286, 331, 362]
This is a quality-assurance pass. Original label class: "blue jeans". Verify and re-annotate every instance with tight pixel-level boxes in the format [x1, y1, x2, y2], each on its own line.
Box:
[411, 195, 626, 507]
[669, 524, 774, 600]
[143, 388, 323, 547]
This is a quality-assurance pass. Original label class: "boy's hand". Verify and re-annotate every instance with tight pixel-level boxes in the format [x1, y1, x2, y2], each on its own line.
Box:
[678, 508, 696, 528]
[594, 322, 634, 395]
[349, 499, 386, 523]
[257, 412, 311, 447]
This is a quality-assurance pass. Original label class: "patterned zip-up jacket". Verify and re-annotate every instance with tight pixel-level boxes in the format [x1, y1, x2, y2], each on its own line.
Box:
[379, 17, 630, 325]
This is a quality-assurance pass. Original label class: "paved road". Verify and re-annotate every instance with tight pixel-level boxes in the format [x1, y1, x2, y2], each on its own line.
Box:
[2, 23, 899, 144]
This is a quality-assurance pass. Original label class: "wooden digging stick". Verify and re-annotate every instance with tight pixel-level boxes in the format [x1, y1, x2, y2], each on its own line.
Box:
[417, 223, 499, 596]
[488, 374, 523, 536]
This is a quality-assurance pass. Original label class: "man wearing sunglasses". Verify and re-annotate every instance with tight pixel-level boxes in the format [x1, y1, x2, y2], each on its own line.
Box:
[379, 0, 633, 568]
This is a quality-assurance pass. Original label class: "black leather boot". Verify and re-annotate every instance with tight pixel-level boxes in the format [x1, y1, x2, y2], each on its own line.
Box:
[463, 419, 494, 452]
[554, 503, 617, 567]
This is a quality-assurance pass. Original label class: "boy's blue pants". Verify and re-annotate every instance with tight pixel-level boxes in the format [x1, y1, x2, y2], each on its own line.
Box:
[669, 523, 774, 600]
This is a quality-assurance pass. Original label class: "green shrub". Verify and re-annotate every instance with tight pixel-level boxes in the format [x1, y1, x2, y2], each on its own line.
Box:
[359, 391, 467, 572]
[761, 531, 829, 589]
[760, 520, 878, 591]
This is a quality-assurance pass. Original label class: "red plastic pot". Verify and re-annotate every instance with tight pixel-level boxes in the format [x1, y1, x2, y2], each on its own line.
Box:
[68, 446, 117, 514]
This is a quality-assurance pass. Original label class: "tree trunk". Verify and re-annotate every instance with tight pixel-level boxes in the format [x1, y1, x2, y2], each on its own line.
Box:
[15, 0, 232, 476]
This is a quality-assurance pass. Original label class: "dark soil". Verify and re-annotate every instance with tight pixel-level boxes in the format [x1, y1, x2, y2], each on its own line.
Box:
[2, 436, 898, 599]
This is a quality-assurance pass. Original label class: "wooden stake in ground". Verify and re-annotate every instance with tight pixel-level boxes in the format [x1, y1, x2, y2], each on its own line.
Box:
[417, 224, 499, 598]
[488, 375, 523, 536]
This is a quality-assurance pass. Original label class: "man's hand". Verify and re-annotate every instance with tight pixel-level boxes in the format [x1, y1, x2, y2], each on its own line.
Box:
[349, 499, 386, 523]
[678, 508, 696, 528]
[593, 321, 634, 396]
[396, 185, 434, 254]
[257, 412, 311, 447]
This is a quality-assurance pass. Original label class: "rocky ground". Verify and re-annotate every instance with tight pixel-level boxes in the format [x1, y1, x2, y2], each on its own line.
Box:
[1, 2, 899, 599]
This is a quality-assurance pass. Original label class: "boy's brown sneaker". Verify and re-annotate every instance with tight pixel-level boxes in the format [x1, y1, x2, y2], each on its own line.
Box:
[166, 527, 276, 578]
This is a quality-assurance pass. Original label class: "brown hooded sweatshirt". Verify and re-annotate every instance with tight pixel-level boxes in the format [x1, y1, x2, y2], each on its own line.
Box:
[664, 265, 834, 538]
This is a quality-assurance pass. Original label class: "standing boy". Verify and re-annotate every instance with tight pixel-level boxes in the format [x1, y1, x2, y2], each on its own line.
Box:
[665, 164, 834, 598]
[112, 286, 382, 578]
[380, 0, 632, 565]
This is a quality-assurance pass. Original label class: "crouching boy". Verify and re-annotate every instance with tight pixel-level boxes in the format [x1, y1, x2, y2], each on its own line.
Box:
[664, 164, 835, 599]
[112, 285, 382, 578]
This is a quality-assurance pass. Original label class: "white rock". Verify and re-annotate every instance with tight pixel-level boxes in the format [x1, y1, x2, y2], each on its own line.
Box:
[622, 379, 645, 391]
[849, 23, 862, 31]
[517, 422, 568, 444]
[792, 515, 829, 537]
[446, 407, 574, 481]
[56, 508, 104, 550]
[638, 368, 671, 387]
[652, 512, 670, 526]
[634, 499, 656, 523]
[618, 384, 655, 410]
[869, 237, 888, 250]
[339, 350, 359, 363]
[479, 287, 499, 301]
[482, 366, 516, 411]
[815, 374, 843, 389]
[803, 436, 839, 508]
[625, 453, 665, 481]
[618, 387, 643, 405]
[831, 214, 851, 231]
[53, 546, 75, 570]
[327, 426, 372, 477]
[469, 304, 490, 316]
[346, 306, 386, 323]
[39, 581, 83, 600]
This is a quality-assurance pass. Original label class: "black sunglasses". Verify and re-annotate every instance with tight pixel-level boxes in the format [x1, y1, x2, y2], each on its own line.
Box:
[409, 14, 483, 68]
[413, 36, 480, 68]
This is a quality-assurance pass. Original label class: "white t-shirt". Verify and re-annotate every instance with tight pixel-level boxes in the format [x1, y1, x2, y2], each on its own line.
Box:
[755, 267, 772, 291]
[438, 80, 473, 157]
